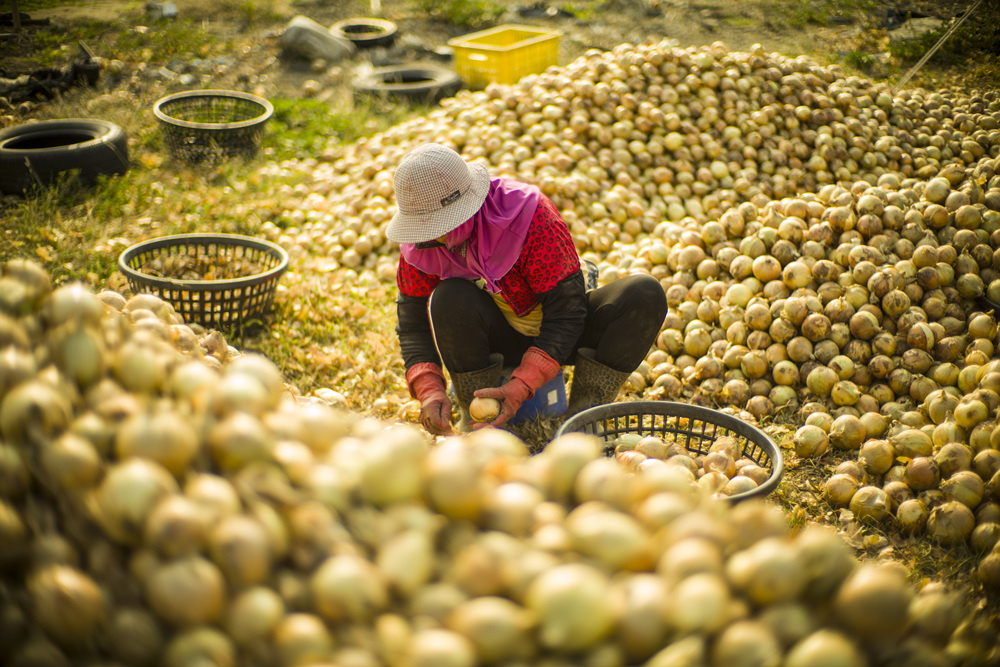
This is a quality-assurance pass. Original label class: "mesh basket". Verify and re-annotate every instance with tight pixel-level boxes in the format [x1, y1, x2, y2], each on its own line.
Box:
[118, 233, 288, 333]
[153, 90, 273, 162]
[555, 401, 784, 502]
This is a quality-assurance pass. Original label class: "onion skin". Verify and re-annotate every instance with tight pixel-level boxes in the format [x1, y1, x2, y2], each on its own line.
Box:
[470, 397, 501, 422]
[28, 565, 106, 647]
[849, 486, 891, 523]
[926, 501, 976, 545]
[833, 563, 913, 642]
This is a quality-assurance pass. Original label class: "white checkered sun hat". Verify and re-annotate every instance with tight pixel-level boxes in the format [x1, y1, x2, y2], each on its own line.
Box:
[386, 144, 491, 244]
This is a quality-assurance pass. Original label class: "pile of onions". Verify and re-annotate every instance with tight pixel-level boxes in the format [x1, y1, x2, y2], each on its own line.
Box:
[1, 258, 998, 666]
[248, 32, 1000, 589]
[610, 430, 771, 498]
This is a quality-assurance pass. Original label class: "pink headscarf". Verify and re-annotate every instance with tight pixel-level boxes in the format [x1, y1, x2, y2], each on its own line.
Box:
[400, 177, 541, 292]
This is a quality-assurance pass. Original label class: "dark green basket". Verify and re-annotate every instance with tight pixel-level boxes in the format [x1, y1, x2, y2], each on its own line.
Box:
[118, 233, 288, 333]
[153, 90, 273, 163]
[555, 400, 783, 502]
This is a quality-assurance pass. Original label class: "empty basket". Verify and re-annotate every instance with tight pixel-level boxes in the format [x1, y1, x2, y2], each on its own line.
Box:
[153, 90, 273, 162]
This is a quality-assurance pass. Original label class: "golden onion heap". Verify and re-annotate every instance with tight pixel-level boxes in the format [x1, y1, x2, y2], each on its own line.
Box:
[256, 38, 1000, 590]
[0, 258, 998, 666]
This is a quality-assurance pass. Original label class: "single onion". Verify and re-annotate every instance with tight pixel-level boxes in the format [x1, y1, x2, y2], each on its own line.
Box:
[524, 562, 615, 652]
[897, 498, 930, 534]
[833, 563, 913, 641]
[858, 439, 893, 475]
[926, 501, 975, 545]
[849, 486, 891, 523]
[146, 556, 226, 627]
[823, 474, 859, 507]
[28, 565, 106, 647]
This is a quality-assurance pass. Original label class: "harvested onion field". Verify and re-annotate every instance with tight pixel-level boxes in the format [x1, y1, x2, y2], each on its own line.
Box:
[2, 0, 1000, 665]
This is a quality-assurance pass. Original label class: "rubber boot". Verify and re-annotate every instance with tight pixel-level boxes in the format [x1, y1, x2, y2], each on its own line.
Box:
[566, 348, 631, 416]
[450, 353, 505, 432]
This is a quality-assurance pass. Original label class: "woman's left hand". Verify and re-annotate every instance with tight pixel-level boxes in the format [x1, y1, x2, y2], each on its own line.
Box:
[472, 346, 561, 429]
[472, 379, 531, 428]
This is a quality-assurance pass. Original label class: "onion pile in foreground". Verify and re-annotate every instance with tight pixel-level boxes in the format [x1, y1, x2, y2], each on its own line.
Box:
[0, 259, 998, 665]
[258, 38, 1000, 589]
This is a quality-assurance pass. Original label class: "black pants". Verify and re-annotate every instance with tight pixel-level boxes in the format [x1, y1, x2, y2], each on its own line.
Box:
[428, 274, 667, 374]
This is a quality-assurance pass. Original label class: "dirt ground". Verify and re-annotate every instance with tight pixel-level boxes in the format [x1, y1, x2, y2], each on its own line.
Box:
[8, 0, 997, 99]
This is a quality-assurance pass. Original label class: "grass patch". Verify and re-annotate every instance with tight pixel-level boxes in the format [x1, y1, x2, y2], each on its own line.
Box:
[14, 18, 228, 68]
[722, 15, 757, 29]
[890, 21, 1000, 67]
[415, 0, 505, 29]
[19, 0, 93, 9]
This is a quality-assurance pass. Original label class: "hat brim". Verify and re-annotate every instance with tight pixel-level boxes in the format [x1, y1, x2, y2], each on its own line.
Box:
[385, 161, 491, 244]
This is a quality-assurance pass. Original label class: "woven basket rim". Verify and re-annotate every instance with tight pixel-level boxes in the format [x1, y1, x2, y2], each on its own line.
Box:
[555, 399, 784, 502]
[152, 89, 274, 131]
[117, 233, 289, 290]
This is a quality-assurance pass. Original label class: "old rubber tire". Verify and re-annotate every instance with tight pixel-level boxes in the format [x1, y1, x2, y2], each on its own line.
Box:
[352, 65, 462, 104]
[0, 119, 129, 195]
[331, 18, 398, 49]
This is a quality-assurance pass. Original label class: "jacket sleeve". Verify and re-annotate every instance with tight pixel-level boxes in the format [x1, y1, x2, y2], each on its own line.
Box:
[395, 257, 442, 369]
[516, 196, 586, 364]
[534, 270, 587, 364]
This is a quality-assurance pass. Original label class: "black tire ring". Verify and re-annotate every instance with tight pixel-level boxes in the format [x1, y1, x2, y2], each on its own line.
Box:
[352, 65, 462, 103]
[331, 18, 398, 49]
[0, 119, 129, 195]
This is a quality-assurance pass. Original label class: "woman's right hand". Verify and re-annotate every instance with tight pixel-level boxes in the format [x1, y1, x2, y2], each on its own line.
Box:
[419, 393, 454, 435]
[406, 362, 455, 436]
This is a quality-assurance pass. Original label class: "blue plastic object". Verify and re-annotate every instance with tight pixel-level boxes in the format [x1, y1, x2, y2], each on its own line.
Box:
[506, 368, 567, 423]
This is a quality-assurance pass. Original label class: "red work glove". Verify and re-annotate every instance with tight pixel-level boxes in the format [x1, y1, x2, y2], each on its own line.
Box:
[406, 363, 454, 436]
[473, 347, 561, 429]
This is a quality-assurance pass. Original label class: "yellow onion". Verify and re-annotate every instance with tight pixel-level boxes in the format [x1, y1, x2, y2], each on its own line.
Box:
[785, 629, 865, 667]
[225, 586, 285, 647]
[311, 553, 388, 623]
[39, 431, 102, 491]
[829, 414, 866, 450]
[358, 424, 429, 507]
[145, 555, 226, 627]
[666, 572, 731, 634]
[0, 379, 73, 446]
[890, 428, 933, 458]
[116, 404, 199, 476]
[726, 536, 806, 605]
[849, 486, 891, 522]
[793, 424, 829, 458]
[524, 562, 615, 652]
[567, 504, 652, 570]
[108, 607, 164, 666]
[162, 627, 235, 667]
[897, 498, 930, 534]
[824, 474, 858, 507]
[376, 529, 436, 598]
[90, 458, 179, 544]
[926, 501, 975, 545]
[858, 439, 894, 476]
[445, 596, 536, 663]
[28, 565, 106, 647]
[208, 514, 273, 588]
[833, 563, 913, 641]
[941, 470, 985, 508]
[273, 613, 334, 667]
[406, 628, 476, 667]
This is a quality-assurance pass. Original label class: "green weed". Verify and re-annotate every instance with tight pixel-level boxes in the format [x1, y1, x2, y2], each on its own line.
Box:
[415, 0, 505, 29]
[890, 22, 1000, 66]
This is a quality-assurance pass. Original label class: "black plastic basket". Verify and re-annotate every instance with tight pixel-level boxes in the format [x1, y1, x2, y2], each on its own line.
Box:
[555, 401, 783, 502]
[118, 233, 288, 333]
[153, 90, 273, 162]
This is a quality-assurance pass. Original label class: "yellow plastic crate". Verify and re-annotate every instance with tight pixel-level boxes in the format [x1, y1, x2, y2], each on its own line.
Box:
[449, 24, 561, 88]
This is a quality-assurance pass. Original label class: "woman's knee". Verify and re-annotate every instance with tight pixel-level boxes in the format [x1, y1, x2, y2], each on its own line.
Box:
[624, 274, 667, 316]
[428, 278, 484, 320]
